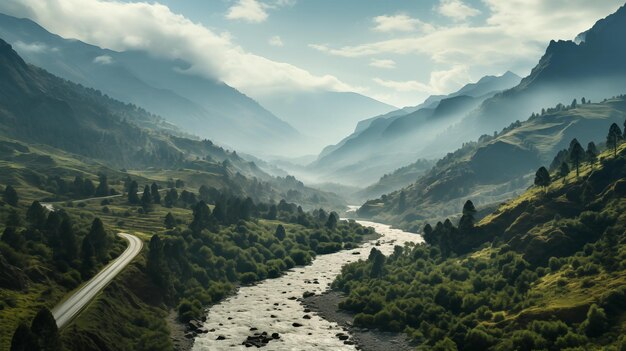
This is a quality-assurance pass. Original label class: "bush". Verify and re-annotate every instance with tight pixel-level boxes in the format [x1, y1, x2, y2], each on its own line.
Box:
[581, 304, 608, 337]
[239, 272, 258, 285]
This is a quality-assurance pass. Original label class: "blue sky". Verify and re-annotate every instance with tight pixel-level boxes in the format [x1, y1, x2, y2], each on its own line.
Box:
[1, 0, 624, 106]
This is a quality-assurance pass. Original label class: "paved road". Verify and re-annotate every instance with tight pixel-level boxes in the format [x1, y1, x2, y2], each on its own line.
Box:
[51, 233, 143, 328]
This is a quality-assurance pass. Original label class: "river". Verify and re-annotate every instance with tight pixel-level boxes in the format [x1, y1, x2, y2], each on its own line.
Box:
[192, 220, 422, 351]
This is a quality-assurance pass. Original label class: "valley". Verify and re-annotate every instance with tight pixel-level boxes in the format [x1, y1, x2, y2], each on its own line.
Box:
[1, 2, 626, 351]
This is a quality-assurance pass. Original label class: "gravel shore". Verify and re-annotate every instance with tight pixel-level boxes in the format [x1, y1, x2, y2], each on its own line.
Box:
[302, 291, 415, 351]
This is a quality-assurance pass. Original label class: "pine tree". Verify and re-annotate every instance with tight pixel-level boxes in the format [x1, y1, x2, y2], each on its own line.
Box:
[3, 185, 18, 207]
[397, 191, 407, 213]
[568, 139, 585, 177]
[275, 224, 286, 240]
[459, 200, 477, 230]
[586, 142, 598, 169]
[127, 181, 140, 204]
[147, 235, 169, 289]
[267, 204, 277, 220]
[2, 227, 24, 250]
[80, 236, 95, 278]
[190, 201, 212, 232]
[30, 308, 61, 351]
[141, 185, 151, 208]
[607, 123, 623, 157]
[26, 201, 47, 229]
[325, 212, 338, 230]
[10, 323, 36, 351]
[164, 188, 178, 208]
[88, 218, 109, 262]
[150, 182, 161, 204]
[534, 166, 551, 189]
[559, 162, 570, 178]
[95, 174, 109, 197]
[164, 212, 176, 229]
[422, 223, 434, 244]
[82, 178, 96, 197]
[58, 217, 77, 262]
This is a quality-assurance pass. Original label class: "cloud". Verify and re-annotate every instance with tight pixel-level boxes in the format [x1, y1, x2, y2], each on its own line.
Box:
[13, 41, 48, 53]
[268, 35, 284, 47]
[437, 0, 480, 21]
[374, 65, 471, 94]
[226, 0, 268, 23]
[372, 14, 434, 33]
[0, 0, 354, 96]
[311, 0, 624, 70]
[93, 55, 113, 65]
[369, 59, 396, 69]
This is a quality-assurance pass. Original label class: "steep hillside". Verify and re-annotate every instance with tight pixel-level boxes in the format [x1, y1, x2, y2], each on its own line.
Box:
[0, 38, 345, 210]
[0, 13, 299, 156]
[309, 72, 521, 185]
[423, 4, 626, 157]
[358, 97, 626, 231]
[332, 138, 626, 351]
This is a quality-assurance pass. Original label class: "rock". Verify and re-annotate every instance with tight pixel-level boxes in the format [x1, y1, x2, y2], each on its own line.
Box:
[303, 291, 315, 298]
[288, 296, 297, 300]
[250, 327, 258, 331]
[216, 335, 227, 340]
[303, 308, 311, 313]
[336, 333, 349, 341]
[303, 315, 311, 319]
[344, 340, 356, 345]
[271, 333, 280, 339]
[184, 332, 196, 339]
[292, 322, 303, 327]
[352, 251, 360, 255]
[197, 327, 209, 334]
[270, 315, 277, 318]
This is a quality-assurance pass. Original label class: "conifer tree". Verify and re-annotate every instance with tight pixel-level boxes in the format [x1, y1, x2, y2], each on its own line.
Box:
[95, 174, 109, 197]
[164, 212, 176, 229]
[30, 308, 61, 351]
[568, 139, 585, 177]
[607, 123, 623, 157]
[10, 323, 36, 351]
[127, 180, 140, 204]
[3, 185, 18, 207]
[586, 142, 598, 169]
[150, 182, 161, 204]
[459, 200, 477, 230]
[534, 166, 551, 190]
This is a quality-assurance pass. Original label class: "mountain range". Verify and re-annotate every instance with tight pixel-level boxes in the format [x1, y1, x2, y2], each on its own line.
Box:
[306, 71, 522, 185]
[0, 13, 300, 157]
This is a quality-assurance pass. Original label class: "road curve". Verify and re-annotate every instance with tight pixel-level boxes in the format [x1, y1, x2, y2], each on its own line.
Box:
[52, 233, 143, 328]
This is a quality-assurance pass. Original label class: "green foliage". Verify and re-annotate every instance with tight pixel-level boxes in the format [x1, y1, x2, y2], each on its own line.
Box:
[581, 304, 608, 337]
[534, 166, 551, 188]
[3, 185, 18, 207]
[30, 308, 61, 351]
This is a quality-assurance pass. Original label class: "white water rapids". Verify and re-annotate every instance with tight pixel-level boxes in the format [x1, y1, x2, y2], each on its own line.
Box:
[192, 220, 422, 351]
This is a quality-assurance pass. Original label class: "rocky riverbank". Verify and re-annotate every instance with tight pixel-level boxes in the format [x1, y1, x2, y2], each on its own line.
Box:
[302, 291, 415, 351]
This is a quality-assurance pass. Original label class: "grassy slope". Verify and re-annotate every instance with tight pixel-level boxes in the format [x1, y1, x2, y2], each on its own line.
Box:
[358, 98, 626, 232]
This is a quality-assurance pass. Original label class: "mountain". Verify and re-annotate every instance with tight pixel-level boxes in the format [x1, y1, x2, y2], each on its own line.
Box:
[0, 37, 346, 209]
[257, 91, 396, 153]
[307, 72, 521, 186]
[422, 3, 626, 157]
[357, 96, 626, 232]
[0, 13, 300, 156]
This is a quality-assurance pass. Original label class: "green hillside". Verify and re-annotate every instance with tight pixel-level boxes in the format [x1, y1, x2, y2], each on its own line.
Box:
[358, 97, 626, 232]
[333, 138, 626, 350]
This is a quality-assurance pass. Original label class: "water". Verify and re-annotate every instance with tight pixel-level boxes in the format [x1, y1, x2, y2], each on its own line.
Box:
[192, 220, 422, 351]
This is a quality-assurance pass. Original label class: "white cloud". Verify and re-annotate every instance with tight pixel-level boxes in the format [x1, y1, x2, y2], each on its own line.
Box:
[437, 0, 480, 21]
[369, 59, 396, 69]
[93, 55, 113, 65]
[0, 0, 354, 96]
[374, 65, 471, 94]
[226, 0, 268, 23]
[268, 35, 284, 47]
[13, 41, 48, 53]
[372, 14, 433, 33]
[311, 0, 624, 70]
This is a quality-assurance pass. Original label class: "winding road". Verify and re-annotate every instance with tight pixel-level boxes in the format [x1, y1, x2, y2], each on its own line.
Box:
[51, 233, 143, 329]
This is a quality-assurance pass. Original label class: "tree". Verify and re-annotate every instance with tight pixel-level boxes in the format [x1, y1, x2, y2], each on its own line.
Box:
[26, 201, 47, 229]
[534, 166, 551, 190]
[397, 191, 407, 213]
[568, 139, 585, 177]
[607, 123, 623, 157]
[581, 97, 586, 104]
[2, 227, 24, 250]
[88, 218, 109, 262]
[150, 182, 161, 204]
[325, 212, 338, 230]
[3, 185, 18, 207]
[570, 98, 577, 108]
[30, 307, 61, 351]
[267, 204, 277, 220]
[369, 248, 386, 277]
[10, 323, 36, 351]
[141, 185, 152, 210]
[95, 174, 109, 197]
[582, 304, 608, 337]
[559, 162, 570, 178]
[164, 188, 178, 208]
[57, 217, 77, 262]
[82, 178, 96, 197]
[459, 200, 477, 230]
[127, 180, 140, 204]
[147, 235, 169, 289]
[6, 209, 21, 227]
[423, 223, 434, 244]
[80, 236, 95, 278]
[275, 224, 286, 240]
[164, 212, 176, 229]
[586, 142, 598, 169]
[190, 201, 213, 232]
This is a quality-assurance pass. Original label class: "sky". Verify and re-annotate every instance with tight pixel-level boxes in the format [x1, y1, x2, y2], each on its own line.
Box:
[0, 0, 624, 107]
